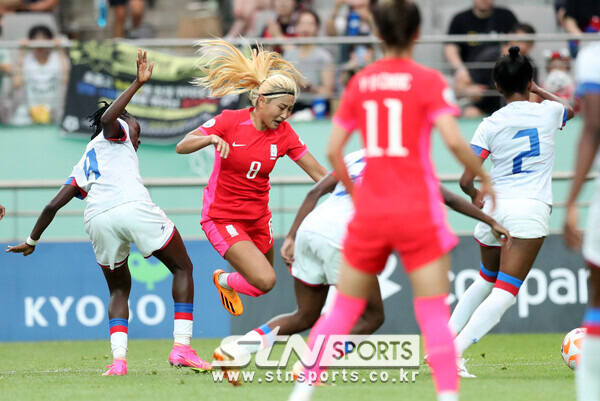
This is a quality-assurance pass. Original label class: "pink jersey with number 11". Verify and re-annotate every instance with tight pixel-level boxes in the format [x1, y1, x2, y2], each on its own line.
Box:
[333, 58, 459, 229]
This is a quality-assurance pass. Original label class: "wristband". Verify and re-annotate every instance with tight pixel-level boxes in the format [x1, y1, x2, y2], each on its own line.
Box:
[26, 236, 38, 246]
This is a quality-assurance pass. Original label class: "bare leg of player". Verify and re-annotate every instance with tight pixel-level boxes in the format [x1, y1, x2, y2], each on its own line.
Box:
[449, 245, 500, 335]
[408, 254, 458, 401]
[101, 262, 132, 375]
[577, 265, 600, 401]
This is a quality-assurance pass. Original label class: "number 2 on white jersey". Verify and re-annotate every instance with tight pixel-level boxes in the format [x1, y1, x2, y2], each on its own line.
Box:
[363, 98, 409, 157]
[512, 128, 540, 174]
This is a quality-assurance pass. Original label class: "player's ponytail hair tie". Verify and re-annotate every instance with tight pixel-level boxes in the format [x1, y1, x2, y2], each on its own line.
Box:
[508, 46, 521, 59]
[193, 38, 300, 106]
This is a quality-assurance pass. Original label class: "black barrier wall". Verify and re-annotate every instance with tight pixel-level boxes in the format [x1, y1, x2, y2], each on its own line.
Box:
[232, 235, 589, 335]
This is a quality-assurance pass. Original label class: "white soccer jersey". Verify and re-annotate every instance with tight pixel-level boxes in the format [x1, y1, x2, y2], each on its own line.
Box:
[299, 149, 366, 249]
[575, 42, 600, 266]
[66, 118, 152, 222]
[470, 100, 568, 205]
[576, 42, 600, 174]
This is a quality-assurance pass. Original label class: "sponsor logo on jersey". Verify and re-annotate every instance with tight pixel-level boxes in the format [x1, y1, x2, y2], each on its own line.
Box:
[232, 142, 246, 147]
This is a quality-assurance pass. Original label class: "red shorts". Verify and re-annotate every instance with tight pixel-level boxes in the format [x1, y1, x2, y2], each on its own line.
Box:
[201, 213, 273, 257]
[343, 212, 458, 274]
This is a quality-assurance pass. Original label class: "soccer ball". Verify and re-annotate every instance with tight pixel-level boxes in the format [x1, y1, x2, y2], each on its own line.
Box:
[561, 327, 587, 369]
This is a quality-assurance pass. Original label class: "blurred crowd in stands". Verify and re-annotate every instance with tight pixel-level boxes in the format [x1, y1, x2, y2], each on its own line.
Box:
[0, 0, 598, 125]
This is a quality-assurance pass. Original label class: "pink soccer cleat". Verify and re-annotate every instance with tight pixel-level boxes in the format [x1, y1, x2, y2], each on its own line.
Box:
[102, 357, 127, 376]
[169, 343, 213, 372]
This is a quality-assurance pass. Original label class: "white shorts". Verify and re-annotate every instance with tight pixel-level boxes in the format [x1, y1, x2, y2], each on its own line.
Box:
[474, 198, 551, 247]
[290, 229, 342, 286]
[583, 193, 600, 268]
[85, 201, 175, 270]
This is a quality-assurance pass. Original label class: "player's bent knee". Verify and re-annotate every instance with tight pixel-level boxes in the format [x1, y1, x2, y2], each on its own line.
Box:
[294, 310, 320, 331]
[369, 311, 385, 333]
[358, 311, 384, 334]
[252, 274, 276, 293]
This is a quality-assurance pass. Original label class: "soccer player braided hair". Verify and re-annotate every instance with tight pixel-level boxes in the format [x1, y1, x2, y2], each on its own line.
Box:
[371, 0, 421, 50]
[87, 101, 132, 140]
[493, 46, 534, 97]
[192, 39, 301, 106]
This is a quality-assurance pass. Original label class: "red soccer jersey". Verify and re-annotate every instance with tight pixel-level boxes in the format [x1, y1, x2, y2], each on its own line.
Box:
[333, 58, 459, 219]
[199, 107, 307, 221]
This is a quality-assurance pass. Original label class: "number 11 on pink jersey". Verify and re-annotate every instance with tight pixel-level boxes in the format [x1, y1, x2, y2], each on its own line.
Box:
[363, 99, 409, 157]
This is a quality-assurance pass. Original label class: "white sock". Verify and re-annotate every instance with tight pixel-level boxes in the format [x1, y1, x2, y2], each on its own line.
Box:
[454, 288, 516, 355]
[438, 392, 459, 401]
[449, 275, 494, 335]
[288, 381, 315, 401]
[173, 319, 193, 346]
[577, 334, 600, 401]
[111, 332, 128, 359]
[223, 325, 276, 357]
[218, 272, 232, 290]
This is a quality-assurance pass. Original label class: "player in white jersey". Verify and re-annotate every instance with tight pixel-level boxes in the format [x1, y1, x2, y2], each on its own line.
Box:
[564, 41, 600, 401]
[6, 50, 212, 376]
[450, 46, 575, 377]
[213, 149, 511, 385]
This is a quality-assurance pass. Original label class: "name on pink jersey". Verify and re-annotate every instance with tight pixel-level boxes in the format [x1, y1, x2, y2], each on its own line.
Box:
[358, 73, 413, 93]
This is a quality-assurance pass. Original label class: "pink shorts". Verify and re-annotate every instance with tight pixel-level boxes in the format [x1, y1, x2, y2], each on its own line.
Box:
[343, 212, 458, 274]
[201, 213, 273, 257]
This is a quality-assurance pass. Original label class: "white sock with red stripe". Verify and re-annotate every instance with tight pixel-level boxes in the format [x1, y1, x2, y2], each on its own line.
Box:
[449, 263, 496, 335]
[454, 287, 516, 354]
[577, 308, 600, 401]
[173, 303, 193, 346]
[223, 324, 276, 358]
[109, 318, 128, 359]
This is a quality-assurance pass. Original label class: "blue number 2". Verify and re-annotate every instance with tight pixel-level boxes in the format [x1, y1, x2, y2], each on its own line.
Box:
[84, 148, 101, 180]
[512, 128, 540, 174]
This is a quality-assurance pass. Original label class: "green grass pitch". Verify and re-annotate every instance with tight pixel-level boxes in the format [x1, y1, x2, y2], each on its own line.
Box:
[0, 334, 576, 401]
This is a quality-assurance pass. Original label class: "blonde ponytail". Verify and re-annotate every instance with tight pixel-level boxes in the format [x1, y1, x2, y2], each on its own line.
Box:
[193, 39, 300, 105]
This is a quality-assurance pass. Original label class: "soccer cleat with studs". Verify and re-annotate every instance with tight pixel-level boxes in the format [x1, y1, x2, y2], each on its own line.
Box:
[212, 269, 244, 316]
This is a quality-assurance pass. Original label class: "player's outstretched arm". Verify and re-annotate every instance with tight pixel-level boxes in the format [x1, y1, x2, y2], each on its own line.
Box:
[175, 130, 230, 157]
[6, 185, 78, 256]
[295, 152, 328, 183]
[441, 186, 512, 247]
[0, 203, 5, 220]
[564, 93, 600, 250]
[281, 174, 338, 265]
[326, 124, 353, 198]
[101, 49, 154, 140]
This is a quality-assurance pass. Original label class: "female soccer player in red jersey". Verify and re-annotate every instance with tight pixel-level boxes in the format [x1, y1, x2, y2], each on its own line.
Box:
[176, 40, 327, 316]
[287, 1, 495, 400]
